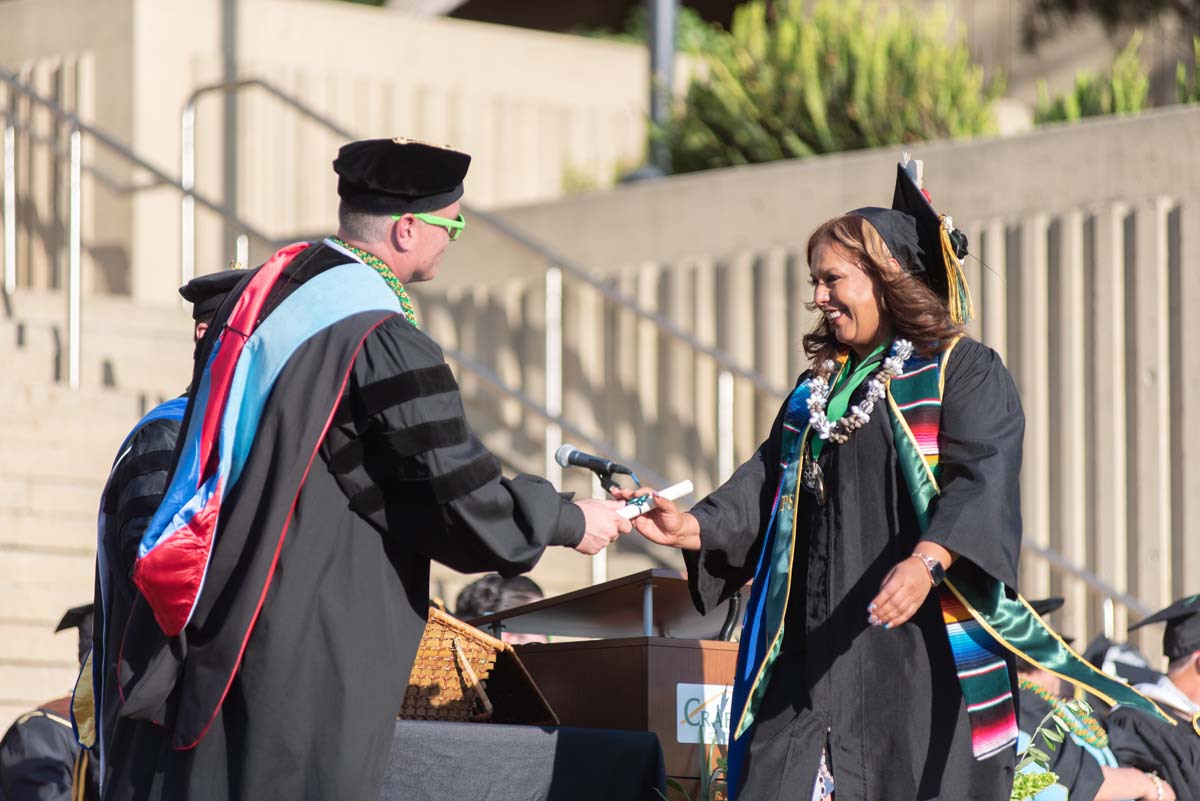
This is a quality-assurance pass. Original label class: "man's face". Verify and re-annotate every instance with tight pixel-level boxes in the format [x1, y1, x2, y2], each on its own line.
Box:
[405, 200, 461, 283]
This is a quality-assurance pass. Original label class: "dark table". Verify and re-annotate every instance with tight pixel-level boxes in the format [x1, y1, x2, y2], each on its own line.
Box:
[381, 720, 666, 801]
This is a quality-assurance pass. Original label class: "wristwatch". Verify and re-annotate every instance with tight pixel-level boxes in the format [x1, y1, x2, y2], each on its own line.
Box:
[913, 552, 945, 586]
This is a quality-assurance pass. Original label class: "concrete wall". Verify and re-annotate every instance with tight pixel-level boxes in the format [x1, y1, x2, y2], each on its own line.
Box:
[418, 106, 1200, 658]
[0, 0, 651, 304]
[0, 0, 135, 296]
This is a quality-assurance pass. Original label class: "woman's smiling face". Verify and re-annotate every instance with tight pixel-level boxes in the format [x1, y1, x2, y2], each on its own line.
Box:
[810, 242, 890, 358]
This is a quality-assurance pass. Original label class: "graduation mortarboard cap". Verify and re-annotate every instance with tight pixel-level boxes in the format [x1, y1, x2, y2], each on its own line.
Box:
[179, 267, 246, 321]
[1129, 594, 1200, 661]
[848, 156, 974, 325]
[55, 603, 94, 633]
[1028, 597, 1073, 645]
[1029, 597, 1065, 618]
[333, 137, 471, 216]
[57, 603, 94, 665]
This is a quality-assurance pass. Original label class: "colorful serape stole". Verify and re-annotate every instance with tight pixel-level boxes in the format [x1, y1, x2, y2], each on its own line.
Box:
[889, 337, 1174, 756]
[888, 341, 1019, 758]
[887, 361, 941, 473]
[940, 591, 1018, 757]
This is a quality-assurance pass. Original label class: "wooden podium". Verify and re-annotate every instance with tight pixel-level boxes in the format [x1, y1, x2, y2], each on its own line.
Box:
[470, 570, 745, 792]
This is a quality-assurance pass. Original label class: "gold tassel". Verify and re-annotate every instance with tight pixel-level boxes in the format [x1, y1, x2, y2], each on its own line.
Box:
[939, 219, 975, 326]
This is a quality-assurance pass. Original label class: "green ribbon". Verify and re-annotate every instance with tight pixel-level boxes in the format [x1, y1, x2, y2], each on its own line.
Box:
[811, 343, 886, 460]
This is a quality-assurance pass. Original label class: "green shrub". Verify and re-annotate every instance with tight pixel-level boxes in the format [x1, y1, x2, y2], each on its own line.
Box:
[662, 0, 1001, 174]
[1179, 36, 1200, 103]
[591, 5, 725, 54]
[1034, 31, 1148, 123]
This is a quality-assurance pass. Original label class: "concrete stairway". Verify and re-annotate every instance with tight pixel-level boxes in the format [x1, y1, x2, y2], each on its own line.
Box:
[0, 291, 190, 730]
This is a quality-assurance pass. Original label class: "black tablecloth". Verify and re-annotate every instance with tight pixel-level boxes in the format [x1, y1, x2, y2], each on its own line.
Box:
[381, 721, 666, 801]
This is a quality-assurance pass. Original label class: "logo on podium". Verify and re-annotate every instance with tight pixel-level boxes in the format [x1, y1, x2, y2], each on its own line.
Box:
[676, 683, 733, 744]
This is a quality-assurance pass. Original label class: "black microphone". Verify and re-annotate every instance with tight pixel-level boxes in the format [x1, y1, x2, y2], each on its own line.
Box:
[554, 444, 633, 477]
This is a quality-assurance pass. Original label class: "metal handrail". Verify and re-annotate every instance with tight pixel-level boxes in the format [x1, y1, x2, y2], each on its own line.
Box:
[467, 203, 790, 397]
[0, 70, 1153, 610]
[0, 67, 276, 245]
[0, 64, 285, 385]
[180, 77, 790, 399]
[443, 342, 671, 491]
[0, 111, 167, 194]
[446, 342, 678, 572]
[1021, 540, 1152, 618]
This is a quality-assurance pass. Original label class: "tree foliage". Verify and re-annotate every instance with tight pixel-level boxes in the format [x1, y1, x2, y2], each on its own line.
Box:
[662, 0, 1002, 174]
[1034, 31, 1149, 123]
[1179, 36, 1200, 103]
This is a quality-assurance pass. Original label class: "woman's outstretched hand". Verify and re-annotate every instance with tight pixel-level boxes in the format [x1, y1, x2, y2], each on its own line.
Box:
[608, 487, 702, 551]
[869, 544, 954, 629]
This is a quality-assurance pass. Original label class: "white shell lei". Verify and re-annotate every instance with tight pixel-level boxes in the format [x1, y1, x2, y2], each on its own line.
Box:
[806, 339, 914, 443]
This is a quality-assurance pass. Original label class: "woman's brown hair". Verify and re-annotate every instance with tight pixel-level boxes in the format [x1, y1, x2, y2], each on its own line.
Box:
[802, 214, 961, 366]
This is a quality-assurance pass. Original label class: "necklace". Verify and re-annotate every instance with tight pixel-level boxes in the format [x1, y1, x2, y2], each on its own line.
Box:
[801, 340, 912, 506]
[329, 237, 418, 328]
[807, 338, 913, 444]
[799, 339, 912, 505]
[1019, 679, 1110, 749]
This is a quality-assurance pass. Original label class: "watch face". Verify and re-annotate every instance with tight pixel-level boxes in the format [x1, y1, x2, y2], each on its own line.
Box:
[918, 554, 944, 585]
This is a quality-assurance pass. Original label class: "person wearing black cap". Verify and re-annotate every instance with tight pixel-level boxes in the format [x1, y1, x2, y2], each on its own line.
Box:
[1106, 595, 1200, 801]
[617, 155, 1025, 801]
[100, 138, 628, 801]
[1015, 599, 1177, 801]
[177, 265, 248, 347]
[72, 267, 247, 788]
[0, 605, 99, 801]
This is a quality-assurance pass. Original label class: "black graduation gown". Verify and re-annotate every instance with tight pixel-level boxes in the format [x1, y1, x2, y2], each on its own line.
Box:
[1106, 704, 1200, 801]
[94, 413, 182, 766]
[0, 698, 98, 801]
[1016, 689, 1104, 801]
[685, 338, 1021, 801]
[101, 243, 585, 801]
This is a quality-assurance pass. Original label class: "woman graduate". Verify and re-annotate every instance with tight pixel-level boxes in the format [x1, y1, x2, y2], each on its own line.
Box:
[620, 158, 1171, 801]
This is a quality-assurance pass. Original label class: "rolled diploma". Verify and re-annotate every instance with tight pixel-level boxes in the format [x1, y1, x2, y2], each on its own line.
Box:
[618, 480, 694, 519]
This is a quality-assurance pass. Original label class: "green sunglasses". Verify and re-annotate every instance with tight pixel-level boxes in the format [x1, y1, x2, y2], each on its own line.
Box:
[393, 211, 466, 241]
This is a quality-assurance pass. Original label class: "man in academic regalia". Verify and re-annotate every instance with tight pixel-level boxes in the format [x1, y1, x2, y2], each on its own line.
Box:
[85, 270, 246, 779]
[0, 605, 99, 801]
[101, 138, 629, 801]
[1106, 595, 1200, 800]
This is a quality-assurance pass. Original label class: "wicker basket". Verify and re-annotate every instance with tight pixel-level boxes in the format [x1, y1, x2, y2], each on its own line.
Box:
[400, 607, 557, 726]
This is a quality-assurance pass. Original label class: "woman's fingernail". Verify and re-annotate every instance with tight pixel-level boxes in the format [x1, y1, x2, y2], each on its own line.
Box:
[868, 603, 877, 612]
[884, 622, 892, 630]
[868, 616, 878, 626]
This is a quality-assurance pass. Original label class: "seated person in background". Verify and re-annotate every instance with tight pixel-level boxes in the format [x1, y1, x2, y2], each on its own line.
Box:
[1082, 637, 1164, 691]
[0, 604, 99, 801]
[1106, 595, 1200, 801]
[1016, 598, 1175, 801]
[455, 574, 547, 644]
